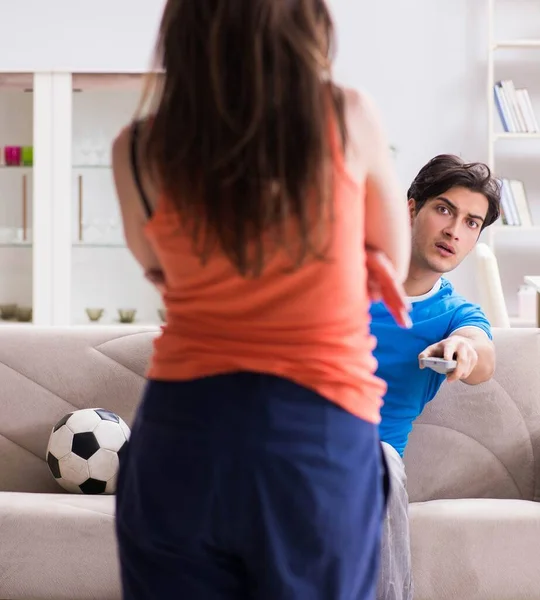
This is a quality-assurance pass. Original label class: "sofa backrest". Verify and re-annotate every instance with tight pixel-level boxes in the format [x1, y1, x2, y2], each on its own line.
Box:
[405, 328, 540, 503]
[0, 326, 155, 493]
[1, 325, 539, 501]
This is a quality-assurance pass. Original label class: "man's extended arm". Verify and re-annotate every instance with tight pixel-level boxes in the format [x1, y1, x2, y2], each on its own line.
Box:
[419, 326, 495, 385]
[449, 327, 495, 384]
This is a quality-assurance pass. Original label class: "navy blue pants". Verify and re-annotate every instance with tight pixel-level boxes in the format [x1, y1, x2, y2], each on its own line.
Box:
[116, 373, 384, 599]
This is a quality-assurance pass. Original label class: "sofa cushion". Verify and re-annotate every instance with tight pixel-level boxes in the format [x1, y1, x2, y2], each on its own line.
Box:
[0, 492, 120, 600]
[410, 498, 540, 600]
[405, 328, 540, 503]
[0, 326, 154, 494]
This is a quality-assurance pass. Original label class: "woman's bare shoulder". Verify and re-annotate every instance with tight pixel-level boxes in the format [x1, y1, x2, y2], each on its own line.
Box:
[341, 87, 384, 138]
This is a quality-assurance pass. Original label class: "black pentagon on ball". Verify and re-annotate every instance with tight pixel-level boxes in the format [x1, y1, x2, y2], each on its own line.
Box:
[47, 452, 61, 479]
[94, 409, 120, 423]
[53, 412, 73, 432]
[79, 478, 107, 495]
[72, 431, 100, 460]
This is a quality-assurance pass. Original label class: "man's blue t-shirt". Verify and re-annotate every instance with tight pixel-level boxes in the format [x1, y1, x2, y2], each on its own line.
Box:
[370, 278, 492, 456]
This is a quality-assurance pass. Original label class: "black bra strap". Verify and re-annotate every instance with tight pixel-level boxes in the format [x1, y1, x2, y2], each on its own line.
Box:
[129, 121, 153, 219]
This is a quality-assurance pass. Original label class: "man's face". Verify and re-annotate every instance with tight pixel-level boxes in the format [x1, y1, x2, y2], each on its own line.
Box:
[409, 186, 489, 274]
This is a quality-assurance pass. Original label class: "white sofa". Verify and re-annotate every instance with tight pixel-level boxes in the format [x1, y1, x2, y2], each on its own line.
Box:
[0, 326, 538, 599]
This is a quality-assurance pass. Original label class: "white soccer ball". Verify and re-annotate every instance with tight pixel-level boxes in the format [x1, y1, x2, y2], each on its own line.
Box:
[46, 408, 130, 495]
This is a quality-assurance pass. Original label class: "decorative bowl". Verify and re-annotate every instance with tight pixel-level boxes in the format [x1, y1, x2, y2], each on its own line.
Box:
[16, 307, 32, 322]
[118, 309, 136, 324]
[0, 303, 17, 320]
[86, 308, 104, 322]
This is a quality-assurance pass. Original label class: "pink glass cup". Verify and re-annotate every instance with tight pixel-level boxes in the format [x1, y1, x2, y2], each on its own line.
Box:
[4, 146, 21, 166]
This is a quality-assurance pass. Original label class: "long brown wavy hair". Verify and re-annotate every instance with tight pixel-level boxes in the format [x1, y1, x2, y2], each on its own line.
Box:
[139, 0, 346, 276]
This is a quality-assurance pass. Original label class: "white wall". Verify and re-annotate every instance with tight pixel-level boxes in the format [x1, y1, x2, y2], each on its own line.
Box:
[0, 0, 165, 72]
[330, 0, 487, 186]
[329, 0, 540, 316]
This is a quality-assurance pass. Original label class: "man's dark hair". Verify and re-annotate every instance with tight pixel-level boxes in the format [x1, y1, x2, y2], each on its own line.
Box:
[407, 154, 501, 230]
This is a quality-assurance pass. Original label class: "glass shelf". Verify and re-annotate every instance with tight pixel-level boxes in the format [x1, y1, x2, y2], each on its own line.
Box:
[0, 242, 128, 248]
[72, 165, 112, 169]
[73, 321, 159, 327]
[0, 165, 33, 169]
[72, 242, 126, 248]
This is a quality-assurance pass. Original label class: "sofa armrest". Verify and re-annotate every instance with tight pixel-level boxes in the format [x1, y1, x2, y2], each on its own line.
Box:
[410, 498, 540, 600]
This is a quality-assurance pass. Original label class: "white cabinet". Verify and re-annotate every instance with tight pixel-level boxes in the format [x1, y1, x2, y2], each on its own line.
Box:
[68, 74, 162, 326]
[0, 72, 163, 327]
[0, 74, 35, 324]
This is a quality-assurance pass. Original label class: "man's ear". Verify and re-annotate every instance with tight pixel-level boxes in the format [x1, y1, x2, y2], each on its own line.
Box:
[408, 198, 416, 224]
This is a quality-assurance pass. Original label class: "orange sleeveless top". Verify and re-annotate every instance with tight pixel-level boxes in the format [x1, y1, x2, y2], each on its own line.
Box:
[144, 121, 386, 424]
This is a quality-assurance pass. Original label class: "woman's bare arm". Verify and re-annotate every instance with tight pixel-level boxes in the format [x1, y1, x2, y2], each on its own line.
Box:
[112, 125, 163, 276]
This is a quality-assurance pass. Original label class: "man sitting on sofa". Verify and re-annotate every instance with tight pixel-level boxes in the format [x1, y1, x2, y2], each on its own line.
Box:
[372, 154, 502, 600]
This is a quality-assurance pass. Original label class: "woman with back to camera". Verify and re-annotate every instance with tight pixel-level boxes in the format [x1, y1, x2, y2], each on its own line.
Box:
[112, 1, 411, 598]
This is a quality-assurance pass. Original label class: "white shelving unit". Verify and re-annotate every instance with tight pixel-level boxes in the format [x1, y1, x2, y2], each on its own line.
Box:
[66, 73, 163, 326]
[0, 72, 164, 327]
[486, 0, 540, 248]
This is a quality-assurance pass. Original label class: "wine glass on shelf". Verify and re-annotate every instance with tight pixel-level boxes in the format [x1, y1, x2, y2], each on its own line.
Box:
[108, 217, 124, 245]
[94, 129, 110, 167]
[89, 142, 100, 167]
[81, 218, 104, 245]
[79, 140, 92, 168]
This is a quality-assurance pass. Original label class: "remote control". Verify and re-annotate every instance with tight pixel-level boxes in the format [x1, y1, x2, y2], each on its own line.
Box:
[419, 357, 457, 375]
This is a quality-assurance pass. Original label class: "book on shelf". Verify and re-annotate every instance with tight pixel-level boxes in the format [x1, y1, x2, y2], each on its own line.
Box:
[498, 178, 533, 226]
[494, 80, 539, 133]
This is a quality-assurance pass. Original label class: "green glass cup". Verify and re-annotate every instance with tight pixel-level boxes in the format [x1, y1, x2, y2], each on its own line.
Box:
[21, 146, 33, 167]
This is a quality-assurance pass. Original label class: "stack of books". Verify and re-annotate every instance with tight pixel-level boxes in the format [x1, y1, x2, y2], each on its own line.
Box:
[494, 80, 539, 133]
[498, 178, 533, 226]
